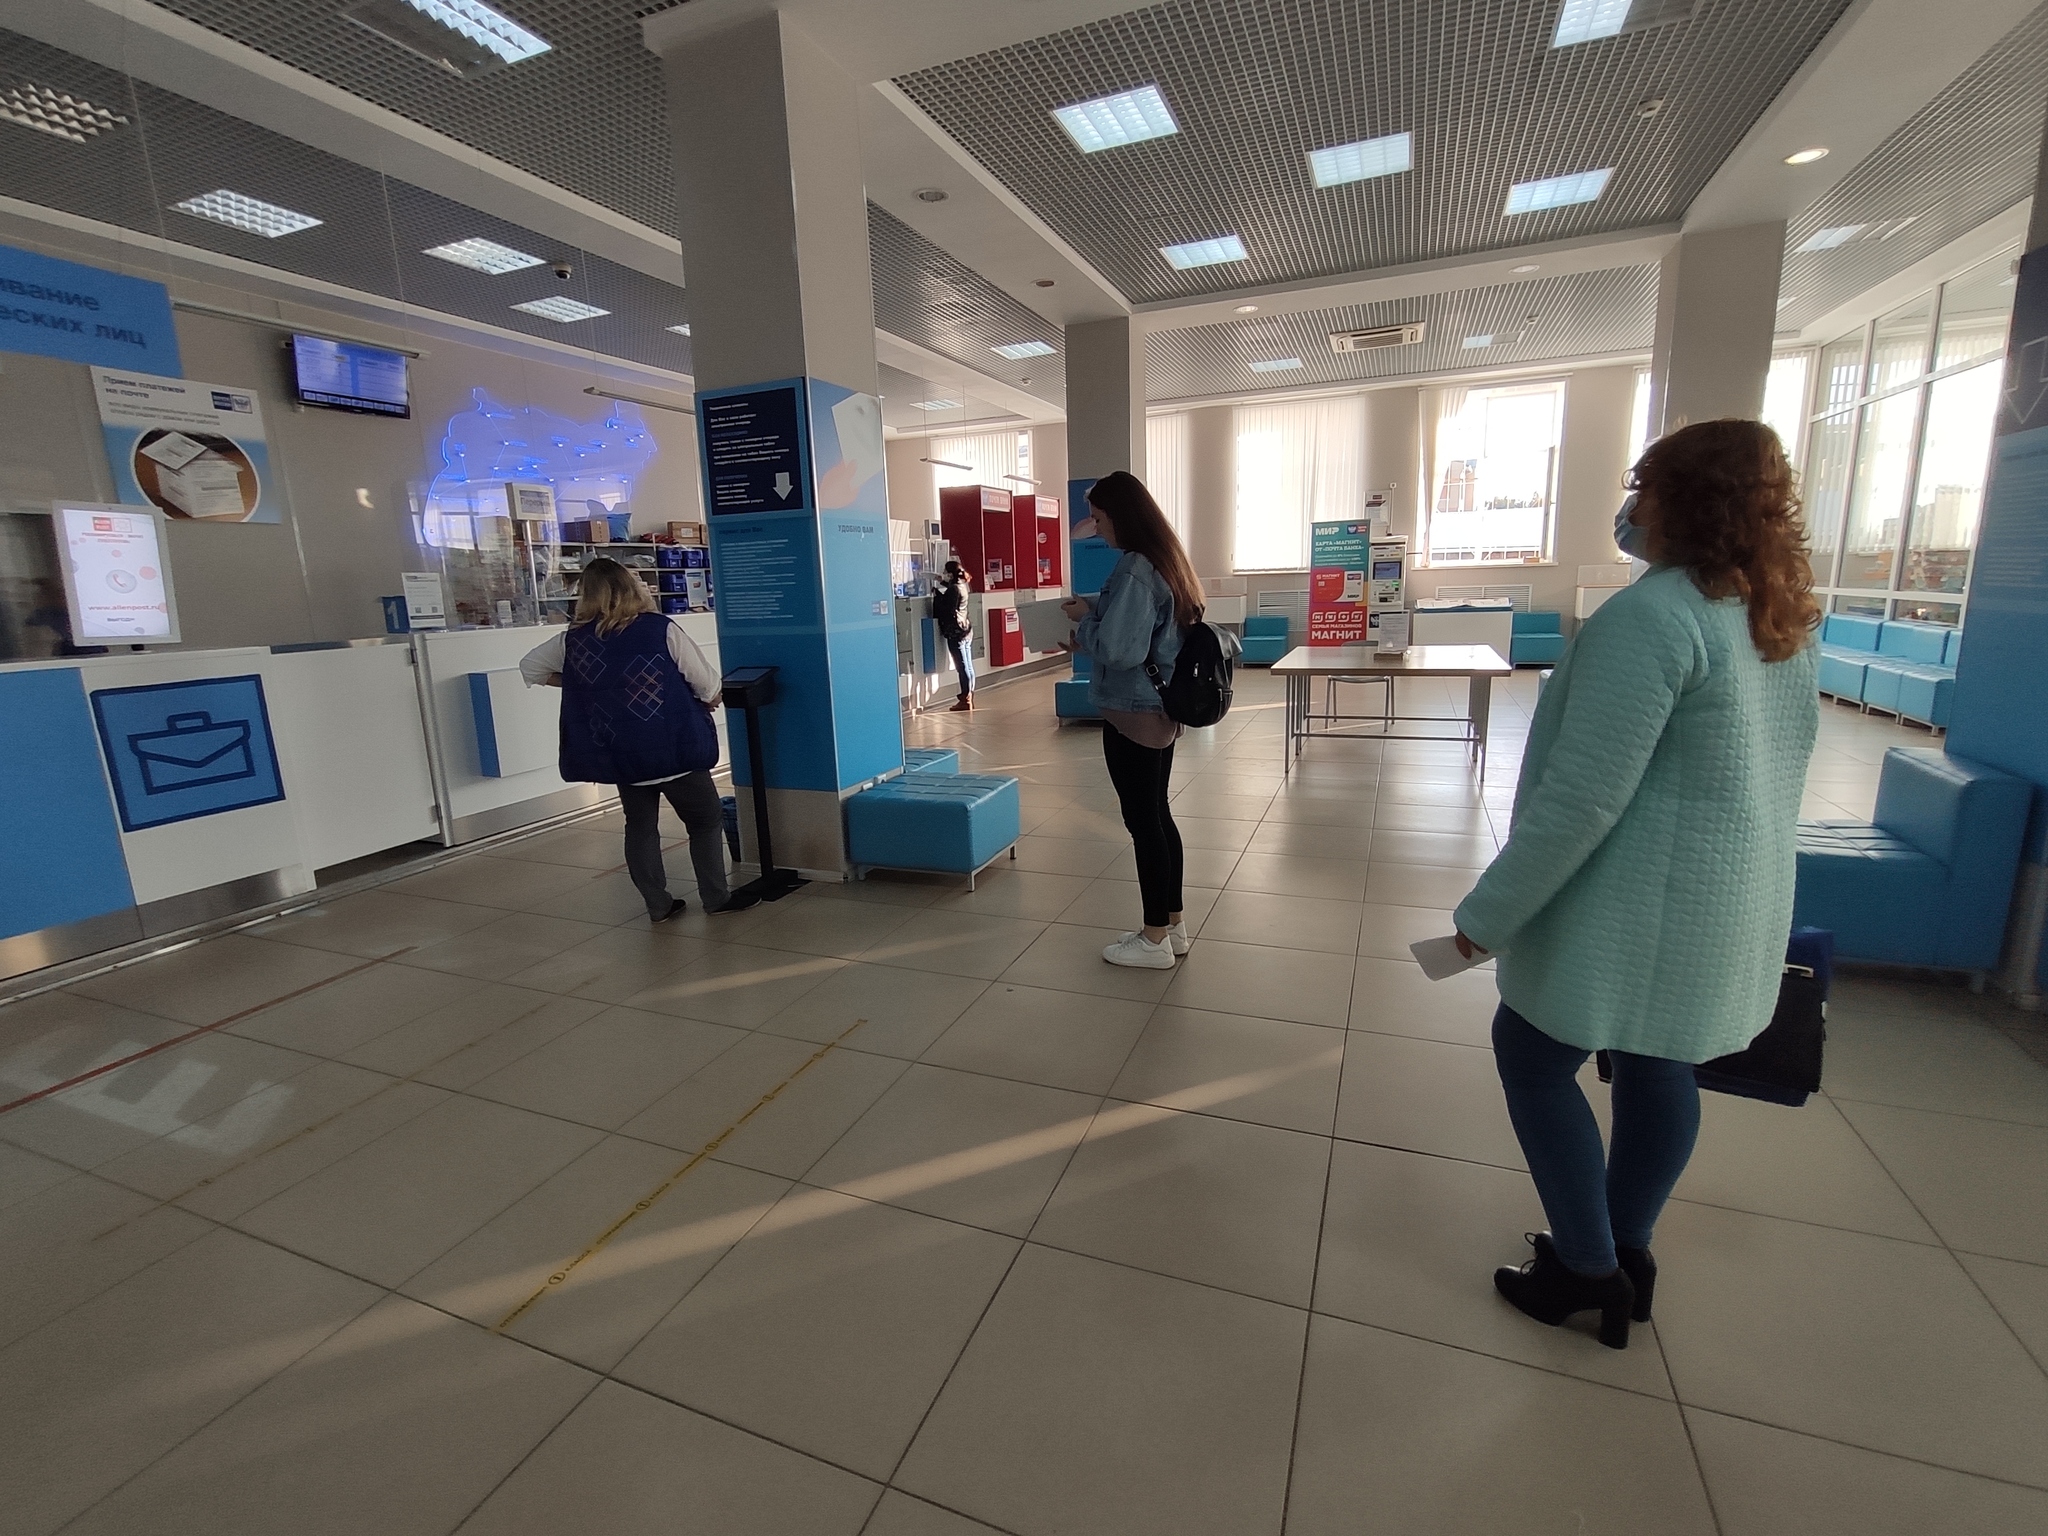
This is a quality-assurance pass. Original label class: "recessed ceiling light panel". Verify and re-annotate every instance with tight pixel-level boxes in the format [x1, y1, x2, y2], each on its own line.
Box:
[1052, 84, 1178, 152]
[1249, 358, 1303, 373]
[423, 236, 543, 274]
[993, 340, 1056, 360]
[172, 189, 322, 238]
[512, 296, 608, 323]
[1553, 0, 1695, 48]
[911, 399, 961, 410]
[1463, 334, 1496, 349]
[0, 81, 127, 143]
[1503, 168, 1613, 215]
[1161, 235, 1249, 270]
[344, 0, 551, 78]
[1511, 263, 1541, 274]
[1797, 224, 1865, 252]
[666, 323, 692, 336]
[1784, 146, 1829, 165]
[1308, 131, 1413, 189]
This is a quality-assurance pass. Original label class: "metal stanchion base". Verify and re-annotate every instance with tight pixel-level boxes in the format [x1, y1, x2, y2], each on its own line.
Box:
[730, 868, 807, 904]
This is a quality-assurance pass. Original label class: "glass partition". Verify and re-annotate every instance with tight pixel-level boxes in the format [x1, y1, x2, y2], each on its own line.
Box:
[1866, 294, 1933, 394]
[1934, 255, 2018, 372]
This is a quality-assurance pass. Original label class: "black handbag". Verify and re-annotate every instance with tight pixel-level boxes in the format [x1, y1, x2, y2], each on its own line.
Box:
[1597, 928, 1831, 1107]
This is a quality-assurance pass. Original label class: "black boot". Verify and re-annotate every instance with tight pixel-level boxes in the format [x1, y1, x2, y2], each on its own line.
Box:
[1534, 1232, 1657, 1323]
[1495, 1232, 1635, 1350]
[1616, 1245, 1656, 1322]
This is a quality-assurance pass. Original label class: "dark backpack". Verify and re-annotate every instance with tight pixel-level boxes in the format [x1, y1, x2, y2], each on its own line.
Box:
[1145, 621, 1237, 728]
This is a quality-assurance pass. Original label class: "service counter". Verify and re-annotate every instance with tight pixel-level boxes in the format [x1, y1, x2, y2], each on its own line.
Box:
[0, 612, 725, 982]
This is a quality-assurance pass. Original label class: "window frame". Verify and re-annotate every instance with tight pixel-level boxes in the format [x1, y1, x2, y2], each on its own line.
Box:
[1420, 377, 1568, 570]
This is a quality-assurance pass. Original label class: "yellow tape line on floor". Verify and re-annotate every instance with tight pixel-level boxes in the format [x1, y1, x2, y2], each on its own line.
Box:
[494, 1015, 870, 1333]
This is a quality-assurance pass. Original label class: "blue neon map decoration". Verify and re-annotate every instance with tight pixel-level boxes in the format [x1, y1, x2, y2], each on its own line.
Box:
[91, 675, 285, 831]
[419, 389, 657, 544]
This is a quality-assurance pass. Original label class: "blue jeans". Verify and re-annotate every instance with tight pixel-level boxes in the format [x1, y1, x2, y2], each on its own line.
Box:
[1491, 1004, 1701, 1276]
[946, 635, 973, 696]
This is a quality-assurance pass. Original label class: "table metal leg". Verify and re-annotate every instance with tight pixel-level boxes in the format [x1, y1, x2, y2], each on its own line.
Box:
[1468, 673, 1492, 780]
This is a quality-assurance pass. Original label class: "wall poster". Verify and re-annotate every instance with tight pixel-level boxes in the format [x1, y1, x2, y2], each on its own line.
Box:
[91, 367, 283, 524]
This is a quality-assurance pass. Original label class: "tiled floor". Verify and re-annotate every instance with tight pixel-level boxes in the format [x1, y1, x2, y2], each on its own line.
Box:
[5, 669, 2048, 1534]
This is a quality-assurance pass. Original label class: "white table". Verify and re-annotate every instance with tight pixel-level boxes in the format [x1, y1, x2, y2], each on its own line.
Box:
[1271, 644, 1512, 778]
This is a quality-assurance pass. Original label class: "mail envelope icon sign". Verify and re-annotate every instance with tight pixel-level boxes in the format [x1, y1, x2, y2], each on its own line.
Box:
[92, 675, 285, 831]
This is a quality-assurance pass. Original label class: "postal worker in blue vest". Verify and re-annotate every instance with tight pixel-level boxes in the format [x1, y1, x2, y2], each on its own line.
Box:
[521, 557, 757, 919]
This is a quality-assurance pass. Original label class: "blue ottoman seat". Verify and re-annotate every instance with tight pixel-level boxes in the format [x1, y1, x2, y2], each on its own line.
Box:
[1817, 649, 1869, 702]
[1859, 661, 1908, 718]
[846, 772, 1021, 888]
[1510, 611, 1566, 666]
[1895, 668, 1955, 730]
[1794, 747, 2029, 974]
[1055, 678, 1098, 719]
[1241, 615, 1289, 665]
[903, 748, 960, 774]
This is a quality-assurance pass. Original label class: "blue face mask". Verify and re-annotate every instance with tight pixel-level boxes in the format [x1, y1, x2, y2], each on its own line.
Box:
[1614, 493, 1653, 562]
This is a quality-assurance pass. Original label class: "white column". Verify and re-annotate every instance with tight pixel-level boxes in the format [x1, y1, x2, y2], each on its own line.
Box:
[1183, 404, 1235, 575]
[1648, 221, 1786, 433]
[1064, 316, 1145, 483]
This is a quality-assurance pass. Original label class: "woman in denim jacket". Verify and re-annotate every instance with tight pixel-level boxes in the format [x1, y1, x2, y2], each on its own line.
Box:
[1061, 471, 1205, 970]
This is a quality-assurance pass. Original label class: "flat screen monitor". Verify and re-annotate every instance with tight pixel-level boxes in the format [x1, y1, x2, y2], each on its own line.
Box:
[289, 333, 410, 418]
[56, 501, 181, 644]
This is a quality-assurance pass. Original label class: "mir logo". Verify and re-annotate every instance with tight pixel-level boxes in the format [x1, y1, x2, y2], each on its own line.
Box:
[211, 391, 253, 413]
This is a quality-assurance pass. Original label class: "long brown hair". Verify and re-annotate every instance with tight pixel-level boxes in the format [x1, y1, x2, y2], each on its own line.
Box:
[573, 556, 655, 636]
[1627, 419, 1819, 663]
[1087, 470, 1204, 626]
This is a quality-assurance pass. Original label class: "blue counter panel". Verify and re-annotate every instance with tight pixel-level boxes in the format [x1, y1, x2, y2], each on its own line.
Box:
[0, 669, 135, 941]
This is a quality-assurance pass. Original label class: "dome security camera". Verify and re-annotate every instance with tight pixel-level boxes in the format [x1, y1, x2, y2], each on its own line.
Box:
[551, 262, 573, 281]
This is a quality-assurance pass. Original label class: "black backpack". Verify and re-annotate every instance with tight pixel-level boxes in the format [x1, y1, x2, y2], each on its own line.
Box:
[1145, 621, 1237, 728]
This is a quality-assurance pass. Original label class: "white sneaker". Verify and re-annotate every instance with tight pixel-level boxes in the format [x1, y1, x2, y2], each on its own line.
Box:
[1123, 922, 1191, 955]
[1103, 931, 1177, 969]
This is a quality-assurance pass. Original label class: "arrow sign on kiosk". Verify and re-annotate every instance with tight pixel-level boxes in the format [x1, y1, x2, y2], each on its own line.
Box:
[773, 472, 793, 499]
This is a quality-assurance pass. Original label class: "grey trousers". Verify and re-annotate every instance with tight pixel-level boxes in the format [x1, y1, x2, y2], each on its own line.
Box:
[618, 772, 730, 915]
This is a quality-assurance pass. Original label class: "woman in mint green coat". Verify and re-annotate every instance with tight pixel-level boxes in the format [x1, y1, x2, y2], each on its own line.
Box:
[1453, 419, 1821, 1350]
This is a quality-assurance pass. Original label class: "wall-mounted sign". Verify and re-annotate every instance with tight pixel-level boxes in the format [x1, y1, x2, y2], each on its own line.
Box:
[90, 675, 285, 831]
[92, 367, 283, 524]
[56, 501, 180, 644]
[0, 242, 180, 375]
[699, 381, 810, 515]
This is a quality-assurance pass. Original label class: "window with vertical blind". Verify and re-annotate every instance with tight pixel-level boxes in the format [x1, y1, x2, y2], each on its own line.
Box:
[928, 429, 1031, 493]
[1232, 396, 1366, 570]
[1423, 381, 1565, 566]
[1146, 413, 1190, 541]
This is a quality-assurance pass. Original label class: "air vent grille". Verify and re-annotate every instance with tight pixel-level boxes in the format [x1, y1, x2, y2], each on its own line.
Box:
[1330, 322, 1425, 352]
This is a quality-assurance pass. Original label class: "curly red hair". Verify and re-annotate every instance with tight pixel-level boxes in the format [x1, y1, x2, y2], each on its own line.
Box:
[1627, 419, 1820, 663]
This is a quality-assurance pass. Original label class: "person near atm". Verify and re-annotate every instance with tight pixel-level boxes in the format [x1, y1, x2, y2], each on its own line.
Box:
[520, 557, 757, 920]
[931, 559, 975, 712]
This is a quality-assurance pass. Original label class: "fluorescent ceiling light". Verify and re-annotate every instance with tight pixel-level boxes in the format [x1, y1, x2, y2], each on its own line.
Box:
[1462, 334, 1495, 349]
[512, 296, 608, 323]
[0, 81, 127, 142]
[1797, 224, 1865, 252]
[172, 189, 322, 237]
[1503, 168, 1612, 215]
[1234, 304, 1260, 314]
[1161, 234, 1249, 270]
[1308, 131, 1413, 188]
[993, 340, 1056, 360]
[423, 236, 542, 274]
[396, 0, 550, 65]
[1783, 146, 1829, 166]
[1511, 263, 1541, 274]
[1553, 0, 1633, 46]
[1249, 358, 1303, 373]
[667, 323, 691, 336]
[911, 398, 961, 410]
[1052, 84, 1177, 152]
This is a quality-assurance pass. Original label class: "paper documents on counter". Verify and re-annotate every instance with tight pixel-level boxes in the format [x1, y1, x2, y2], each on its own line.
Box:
[1411, 934, 1487, 980]
[1015, 597, 1075, 652]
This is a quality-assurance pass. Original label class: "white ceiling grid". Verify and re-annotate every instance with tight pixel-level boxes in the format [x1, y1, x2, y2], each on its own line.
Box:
[1777, 2, 2048, 333]
[892, 0, 1854, 304]
[1145, 265, 1658, 400]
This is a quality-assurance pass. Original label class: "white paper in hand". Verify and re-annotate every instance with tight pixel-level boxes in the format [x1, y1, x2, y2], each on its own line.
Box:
[1411, 934, 1487, 980]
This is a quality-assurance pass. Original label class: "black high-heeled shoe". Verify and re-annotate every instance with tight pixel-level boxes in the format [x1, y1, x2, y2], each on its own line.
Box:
[1495, 1233, 1636, 1349]
[1528, 1233, 1657, 1323]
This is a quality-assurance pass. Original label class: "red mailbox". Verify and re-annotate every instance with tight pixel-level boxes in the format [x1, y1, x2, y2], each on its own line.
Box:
[986, 604, 1025, 666]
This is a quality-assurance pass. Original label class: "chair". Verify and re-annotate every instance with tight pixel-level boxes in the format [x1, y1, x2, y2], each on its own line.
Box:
[1510, 612, 1566, 666]
[1241, 615, 1290, 665]
[1793, 747, 2030, 976]
[846, 772, 1022, 890]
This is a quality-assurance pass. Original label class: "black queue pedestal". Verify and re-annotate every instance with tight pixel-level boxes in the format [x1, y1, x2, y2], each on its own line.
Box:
[721, 665, 807, 904]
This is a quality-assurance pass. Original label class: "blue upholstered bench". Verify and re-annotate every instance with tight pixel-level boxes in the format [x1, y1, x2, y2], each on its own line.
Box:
[1241, 615, 1290, 666]
[1817, 615, 1960, 731]
[1510, 611, 1566, 666]
[846, 772, 1021, 889]
[1793, 747, 2029, 976]
[903, 748, 960, 774]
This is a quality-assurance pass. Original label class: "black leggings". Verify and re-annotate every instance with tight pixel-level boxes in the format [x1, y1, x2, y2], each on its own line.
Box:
[1102, 727, 1183, 929]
